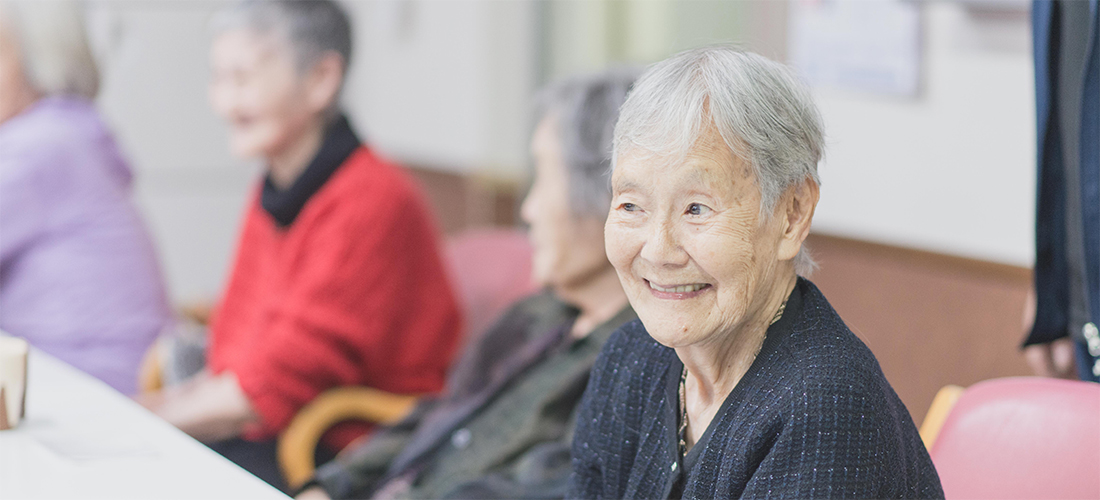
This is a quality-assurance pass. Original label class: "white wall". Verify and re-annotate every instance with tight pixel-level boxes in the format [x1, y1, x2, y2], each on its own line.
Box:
[93, 1, 253, 305]
[809, 2, 1036, 267]
[343, 0, 537, 177]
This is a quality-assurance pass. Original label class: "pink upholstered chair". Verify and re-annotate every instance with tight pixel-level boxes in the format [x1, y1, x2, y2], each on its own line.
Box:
[277, 227, 535, 489]
[925, 377, 1100, 499]
[444, 227, 537, 344]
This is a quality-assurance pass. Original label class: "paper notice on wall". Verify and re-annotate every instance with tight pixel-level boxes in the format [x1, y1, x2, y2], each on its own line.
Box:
[788, 0, 922, 98]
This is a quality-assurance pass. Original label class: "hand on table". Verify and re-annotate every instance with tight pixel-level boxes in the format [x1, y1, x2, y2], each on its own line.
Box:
[135, 370, 259, 442]
[296, 486, 332, 500]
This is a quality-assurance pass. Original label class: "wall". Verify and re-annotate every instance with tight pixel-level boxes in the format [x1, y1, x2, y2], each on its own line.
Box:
[809, 2, 1036, 267]
[541, 0, 786, 82]
[343, 0, 537, 177]
[93, 1, 251, 305]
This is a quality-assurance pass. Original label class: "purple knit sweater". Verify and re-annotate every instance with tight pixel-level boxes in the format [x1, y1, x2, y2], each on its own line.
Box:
[0, 97, 170, 394]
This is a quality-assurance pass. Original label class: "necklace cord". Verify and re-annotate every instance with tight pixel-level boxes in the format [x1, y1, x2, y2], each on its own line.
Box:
[678, 299, 787, 458]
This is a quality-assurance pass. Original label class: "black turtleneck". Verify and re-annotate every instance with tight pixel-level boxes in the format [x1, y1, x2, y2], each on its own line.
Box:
[261, 114, 361, 228]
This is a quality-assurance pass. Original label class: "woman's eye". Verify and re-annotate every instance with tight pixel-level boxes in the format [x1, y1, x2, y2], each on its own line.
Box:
[620, 202, 638, 212]
[687, 203, 710, 216]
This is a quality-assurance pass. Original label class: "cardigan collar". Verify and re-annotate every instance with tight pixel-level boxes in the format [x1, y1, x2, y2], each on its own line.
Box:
[261, 114, 361, 228]
[664, 277, 806, 497]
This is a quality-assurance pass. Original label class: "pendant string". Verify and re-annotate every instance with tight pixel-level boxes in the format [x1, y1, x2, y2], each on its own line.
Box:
[678, 300, 787, 458]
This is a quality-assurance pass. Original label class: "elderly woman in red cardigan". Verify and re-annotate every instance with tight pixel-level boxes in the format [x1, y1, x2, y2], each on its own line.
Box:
[138, 0, 461, 490]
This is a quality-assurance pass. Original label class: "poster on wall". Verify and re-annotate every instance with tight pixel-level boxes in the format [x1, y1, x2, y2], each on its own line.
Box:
[788, 0, 922, 98]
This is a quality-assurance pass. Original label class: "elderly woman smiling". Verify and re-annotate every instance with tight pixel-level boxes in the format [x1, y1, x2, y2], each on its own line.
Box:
[568, 47, 943, 499]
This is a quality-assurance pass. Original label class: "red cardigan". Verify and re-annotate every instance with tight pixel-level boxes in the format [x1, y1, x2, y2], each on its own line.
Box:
[208, 147, 462, 444]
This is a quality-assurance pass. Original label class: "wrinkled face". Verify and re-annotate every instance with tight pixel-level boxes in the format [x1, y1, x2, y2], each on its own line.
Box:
[209, 29, 314, 160]
[605, 126, 787, 349]
[521, 115, 610, 291]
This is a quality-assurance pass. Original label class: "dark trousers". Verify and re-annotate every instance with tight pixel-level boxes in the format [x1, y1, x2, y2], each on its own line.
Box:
[208, 437, 339, 493]
[208, 438, 287, 492]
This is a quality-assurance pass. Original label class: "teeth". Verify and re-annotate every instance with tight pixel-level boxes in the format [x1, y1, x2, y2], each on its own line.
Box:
[649, 282, 707, 293]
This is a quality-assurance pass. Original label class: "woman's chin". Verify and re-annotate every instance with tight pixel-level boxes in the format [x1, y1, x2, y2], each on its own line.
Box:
[227, 131, 279, 160]
[640, 320, 703, 349]
[229, 142, 264, 160]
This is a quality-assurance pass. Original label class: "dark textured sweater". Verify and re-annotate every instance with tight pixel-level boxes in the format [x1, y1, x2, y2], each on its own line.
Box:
[569, 278, 943, 499]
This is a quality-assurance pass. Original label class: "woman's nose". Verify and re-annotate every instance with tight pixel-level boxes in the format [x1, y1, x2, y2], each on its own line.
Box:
[639, 217, 688, 267]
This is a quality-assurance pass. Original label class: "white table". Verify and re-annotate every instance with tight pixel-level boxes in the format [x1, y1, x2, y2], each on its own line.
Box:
[0, 349, 289, 499]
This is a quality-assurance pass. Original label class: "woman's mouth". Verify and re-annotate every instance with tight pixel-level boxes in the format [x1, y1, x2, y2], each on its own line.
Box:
[645, 280, 712, 299]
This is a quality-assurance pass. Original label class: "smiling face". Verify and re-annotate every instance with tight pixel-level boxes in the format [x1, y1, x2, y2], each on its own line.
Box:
[605, 125, 796, 349]
[521, 115, 611, 291]
[208, 29, 317, 160]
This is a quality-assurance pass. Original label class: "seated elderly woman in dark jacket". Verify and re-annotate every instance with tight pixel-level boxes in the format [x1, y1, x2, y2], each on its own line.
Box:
[297, 69, 638, 500]
[568, 46, 943, 499]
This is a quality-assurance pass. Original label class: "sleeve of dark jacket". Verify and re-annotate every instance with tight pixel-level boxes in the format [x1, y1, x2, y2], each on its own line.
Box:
[1025, 0, 1072, 347]
[441, 374, 591, 500]
[436, 440, 574, 500]
[311, 399, 440, 499]
[566, 329, 626, 500]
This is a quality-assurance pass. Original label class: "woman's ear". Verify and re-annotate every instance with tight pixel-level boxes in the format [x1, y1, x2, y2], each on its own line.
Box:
[304, 52, 344, 114]
[776, 178, 819, 262]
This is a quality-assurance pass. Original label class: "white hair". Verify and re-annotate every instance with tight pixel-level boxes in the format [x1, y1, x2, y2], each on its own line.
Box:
[613, 46, 824, 275]
[535, 68, 640, 220]
[0, 0, 99, 99]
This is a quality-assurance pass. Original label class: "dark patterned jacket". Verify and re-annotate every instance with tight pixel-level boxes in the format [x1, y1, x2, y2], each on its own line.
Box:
[313, 290, 636, 499]
[569, 278, 943, 499]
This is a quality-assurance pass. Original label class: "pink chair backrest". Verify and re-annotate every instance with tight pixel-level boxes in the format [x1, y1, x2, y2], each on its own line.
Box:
[445, 228, 536, 344]
[930, 377, 1100, 499]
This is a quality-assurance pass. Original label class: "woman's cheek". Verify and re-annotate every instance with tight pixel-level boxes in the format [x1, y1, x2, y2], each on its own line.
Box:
[607, 222, 645, 273]
[603, 223, 629, 270]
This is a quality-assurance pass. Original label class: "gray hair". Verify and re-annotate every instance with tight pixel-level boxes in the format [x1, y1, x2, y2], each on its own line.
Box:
[0, 0, 99, 99]
[536, 68, 640, 220]
[211, 0, 352, 110]
[613, 46, 824, 275]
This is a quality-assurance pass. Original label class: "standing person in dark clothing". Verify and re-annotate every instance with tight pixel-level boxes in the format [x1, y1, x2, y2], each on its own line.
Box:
[1023, 0, 1100, 383]
[296, 69, 639, 500]
[568, 46, 942, 499]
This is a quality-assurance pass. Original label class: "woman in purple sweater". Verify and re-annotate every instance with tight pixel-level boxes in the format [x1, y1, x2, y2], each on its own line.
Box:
[0, 2, 170, 394]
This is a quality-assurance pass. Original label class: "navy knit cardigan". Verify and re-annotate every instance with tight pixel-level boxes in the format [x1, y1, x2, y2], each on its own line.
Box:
[568, 278, 943, 499]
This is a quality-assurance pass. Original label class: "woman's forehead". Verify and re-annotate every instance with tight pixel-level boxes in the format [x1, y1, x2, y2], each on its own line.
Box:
[213, 29, 287, 66]
[614, 142, 751, 193]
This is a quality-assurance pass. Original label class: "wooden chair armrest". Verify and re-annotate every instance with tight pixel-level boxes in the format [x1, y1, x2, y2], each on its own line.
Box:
[919, 384, 965, 450]
[178, 302, 214, 326]
[278, 387, 420, 490]
[137, 338, 165, 394]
